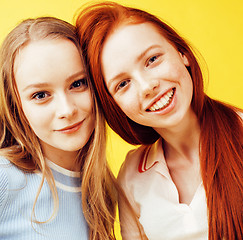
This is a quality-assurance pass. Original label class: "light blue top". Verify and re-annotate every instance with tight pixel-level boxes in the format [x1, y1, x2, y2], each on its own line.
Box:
[0, 157, 89, 240]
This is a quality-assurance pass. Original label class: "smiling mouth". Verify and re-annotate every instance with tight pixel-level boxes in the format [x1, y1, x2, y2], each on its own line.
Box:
[57, 121, 83, 133]
[146, 88, 175, 112]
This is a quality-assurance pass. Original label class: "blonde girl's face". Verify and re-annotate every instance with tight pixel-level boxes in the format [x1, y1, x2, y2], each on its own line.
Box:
[14, 39, 95, 161]
[101, 23, 194, 131]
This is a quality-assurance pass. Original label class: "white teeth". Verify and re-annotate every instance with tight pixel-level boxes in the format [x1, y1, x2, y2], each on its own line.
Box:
[154, 102, 160, 109]
[156, 101, 163, 109]
[150, 106, 156, 111]
[161, 97, 167, 106]
[148, 89, 175, 112]
[164, 95, 170, 101]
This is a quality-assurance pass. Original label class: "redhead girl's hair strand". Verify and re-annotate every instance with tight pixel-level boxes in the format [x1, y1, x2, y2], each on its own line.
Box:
[76, 2, 243, 239]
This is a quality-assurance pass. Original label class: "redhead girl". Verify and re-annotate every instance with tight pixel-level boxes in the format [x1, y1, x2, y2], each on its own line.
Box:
[76, 2, 243, 240]
[0, 17, 116, 240]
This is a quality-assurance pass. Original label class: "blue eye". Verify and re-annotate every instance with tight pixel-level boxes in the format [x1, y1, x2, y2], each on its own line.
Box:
[32, 92, 48, 100]
[147, 55, 158, 66]
[117, 79, 130, 90]
[70, 79, 87, 89]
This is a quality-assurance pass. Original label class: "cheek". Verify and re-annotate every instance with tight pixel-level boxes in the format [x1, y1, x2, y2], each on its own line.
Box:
[77, 91, 94, 113]
[21, 103, 50, 131]
[114, 94, 138, 117]
[178, 69, 194, 105]
[180, 68, 193, 90]
[160, 58, 188, 79]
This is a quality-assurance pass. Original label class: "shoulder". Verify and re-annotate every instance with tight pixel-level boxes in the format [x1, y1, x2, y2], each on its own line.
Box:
[117, 144, 153, 195]
[0, 156, 12, 186]
[0, 156, 40, 220]
[118, 145, 146, 180]
[0, 156, 27, 194]
[117, 145, 149, 217]
[0, 157, 12, 216]
[0, 157, 9, 203]
[0, 156, 26, 178]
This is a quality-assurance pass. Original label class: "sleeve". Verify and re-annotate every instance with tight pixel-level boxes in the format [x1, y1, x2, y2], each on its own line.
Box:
[0, 167, 9, 219]
[117, 151, 148, 240]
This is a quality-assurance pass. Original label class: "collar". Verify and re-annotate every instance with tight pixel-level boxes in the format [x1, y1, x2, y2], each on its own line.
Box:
[46, 159, 82, 192]
[138, 138, 171, 179]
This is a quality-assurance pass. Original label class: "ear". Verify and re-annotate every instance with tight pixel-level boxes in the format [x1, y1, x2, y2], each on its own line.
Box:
[179, 52, 190, 66]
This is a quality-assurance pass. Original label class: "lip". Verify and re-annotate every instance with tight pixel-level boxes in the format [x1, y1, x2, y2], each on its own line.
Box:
[145, 87, 175, 111]
[56, 121, 84, 134]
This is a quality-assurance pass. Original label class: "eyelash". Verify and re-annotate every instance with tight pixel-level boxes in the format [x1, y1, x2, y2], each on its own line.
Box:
[70, 78, 88, 90]
[32, 91, 49, 101]
[31, 79, 88, 101]
[146, 54, 161, 67]
[116, 79, 130, 91]
[114, 55, 161, 92]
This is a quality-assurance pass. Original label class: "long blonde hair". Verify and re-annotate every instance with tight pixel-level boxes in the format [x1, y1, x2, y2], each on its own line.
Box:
[0, 17, 117, 239]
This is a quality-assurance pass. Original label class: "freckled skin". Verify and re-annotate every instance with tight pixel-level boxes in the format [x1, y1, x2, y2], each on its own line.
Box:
[101, 23, 194, 132]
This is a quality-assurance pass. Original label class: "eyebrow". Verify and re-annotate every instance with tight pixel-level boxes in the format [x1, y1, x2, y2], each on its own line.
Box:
[107, 44, 161, 86]
[136, 44, 161, 62]
[23, 70, 86, 91]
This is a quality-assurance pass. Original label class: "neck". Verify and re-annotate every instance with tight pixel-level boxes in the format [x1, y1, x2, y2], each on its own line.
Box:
[41, 143, 80, 171]
[155, 109, 200, 163]
[46, 152, 80, 171]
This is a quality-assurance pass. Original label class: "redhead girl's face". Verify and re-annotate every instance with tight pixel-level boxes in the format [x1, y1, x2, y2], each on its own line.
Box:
[14, 39, 95, 160]
[101, 23, 194, 132]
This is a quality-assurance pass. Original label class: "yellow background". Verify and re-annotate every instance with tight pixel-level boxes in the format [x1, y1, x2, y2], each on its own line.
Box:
[1, 0, 242, 238]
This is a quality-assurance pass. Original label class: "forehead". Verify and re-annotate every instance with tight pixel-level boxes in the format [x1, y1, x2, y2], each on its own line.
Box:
[102, 22, 173, 55]
[15, 39, 69, 66]
[101, 23, 174, 69]
[14, 38, 84, 90]
[14, 38, 81, 75]
[109, 22, 165, 41]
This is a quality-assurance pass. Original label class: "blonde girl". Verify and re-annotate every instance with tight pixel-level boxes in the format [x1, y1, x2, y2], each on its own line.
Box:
[0, 17, 116, 240]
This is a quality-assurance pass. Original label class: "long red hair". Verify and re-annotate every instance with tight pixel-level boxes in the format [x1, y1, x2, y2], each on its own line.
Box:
[76, 2, 243, 239]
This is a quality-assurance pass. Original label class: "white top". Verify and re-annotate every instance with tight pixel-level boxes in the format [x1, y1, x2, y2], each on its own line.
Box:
[118, 139, 208, 240]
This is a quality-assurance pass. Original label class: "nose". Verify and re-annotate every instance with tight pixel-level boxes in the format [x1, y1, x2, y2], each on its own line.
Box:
[136, 73, 160, 98]
[56, 94, 77, 119]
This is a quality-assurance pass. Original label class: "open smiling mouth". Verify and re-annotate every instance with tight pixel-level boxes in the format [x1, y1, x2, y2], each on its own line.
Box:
[146, 88, 175, 112]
